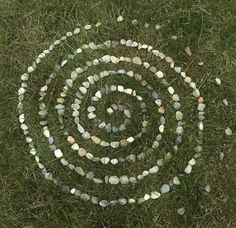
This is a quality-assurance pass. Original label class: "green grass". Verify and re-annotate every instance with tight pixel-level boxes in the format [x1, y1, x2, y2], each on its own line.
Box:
[0, 0, 236, 227]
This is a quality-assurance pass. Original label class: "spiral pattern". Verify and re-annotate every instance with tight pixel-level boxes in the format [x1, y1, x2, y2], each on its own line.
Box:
[18, 18, 205, 207]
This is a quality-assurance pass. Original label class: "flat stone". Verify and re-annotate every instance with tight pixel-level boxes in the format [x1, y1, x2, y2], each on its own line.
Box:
[151, 191, 161, 199]
[111, 158, 119, 165]
[144, 194, 150, 201]
[75, 167, 85, 176]
[127, 136, 134, 143]
[109, 176, 120, 185]
[95, 91, 102, 99]
[79, 87, 87, 94]
[78, 148, 87, 157]
[149, 166, 159, 174]
[160, 184, 170, 194]
[119, 198, 127, 205]
[88, 112, 96, 119]
[110, 141, 119, 148]
[176, 111, 183, 121]
[86, 171, 95, 180]
[71, 143, 79, 150]
[91, 136, 101, 144]
[99, 200, 108, 207]
[82, 131, 91, 139]
[100, 141, 109, 147]
[101, 157, 110, 164]
[173, 176, 180, 185]
[184, 164, 192, 174]
[84, 24, 92, 30]
[54, 149, 63, 158]
[132, 56, 142, 65]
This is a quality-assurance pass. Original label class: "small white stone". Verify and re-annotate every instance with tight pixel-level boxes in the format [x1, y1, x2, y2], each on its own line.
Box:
[173, 176, 180, 185]
[159, 125, 164, 133]
[110, 141, 119, 148]
[223, 99, 228, 106]
[144, 194, 150, 201]
[95, 91, 102, 99]
[111, 158, 119, 165]
[176, 111, 183, 121]
[215, 77, 221, 85]
[120, 175, 129, 184]
[155, 24, 161, 30]
[225, 127, 232, 136]
[117, 85, 124, 92]
[27, 66, 35, 73]
[54, 149, 63, 158]
[124, 88, 133, 94]
[84, 24, 92, 30]
[73, 28, 80, 34]
[127, 136, 134, 143]
[43, 129, 50, 138]
[87, 106, 95, 112]
[101, 55, 110, 63]
[204, 184, 211, 192]
[168, 86, 174, 94]
[78, 148, 87, 157]
[109, 176, 120, 185]
[110, 56, 119, 64]
[79, 87, 87, 94]
[151, 191, 161, 199]
[193, 89, 200, 97]
[155, 71, 164, 79]
[88, 112, 96, 119]
[149, 166, 159, 174]
[184, 164, 192, 174]
[160, 184, 170, 194]
[101, 157, 110, 164]
[86, 153, 94, 160]
[188, 158, 196, 166]
[117, 16, 124, 22]
[132, 56, 142, 65]
[99, 200, 108, 207]
[177, 207, 185, 215]
[75, 167, 85, 176]
[71, 143, 79, 151]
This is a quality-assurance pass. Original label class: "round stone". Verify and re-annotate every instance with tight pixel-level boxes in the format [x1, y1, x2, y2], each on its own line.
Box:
[120, 175, 129, 184]
[78, 148, 87, 157]
[132, 56, 142, 65]
[71, 143, 79, 151]
[101, 157, 110, 164]
[160, 184, 170, 194]
[109, 176, 120, 185]
[67, 136, 75, 144]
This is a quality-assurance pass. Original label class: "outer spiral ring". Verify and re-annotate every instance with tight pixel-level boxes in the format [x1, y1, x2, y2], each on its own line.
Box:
[18, 21, 205, 207]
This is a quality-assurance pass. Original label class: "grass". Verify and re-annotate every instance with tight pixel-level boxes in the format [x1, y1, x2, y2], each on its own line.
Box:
[0, 0, 236, 227]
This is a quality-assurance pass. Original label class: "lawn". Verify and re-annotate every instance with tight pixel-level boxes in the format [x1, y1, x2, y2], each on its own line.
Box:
[0, 0, 235, 227]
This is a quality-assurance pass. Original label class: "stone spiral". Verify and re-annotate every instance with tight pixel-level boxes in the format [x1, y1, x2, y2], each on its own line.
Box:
[18, 18, 205, 207]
